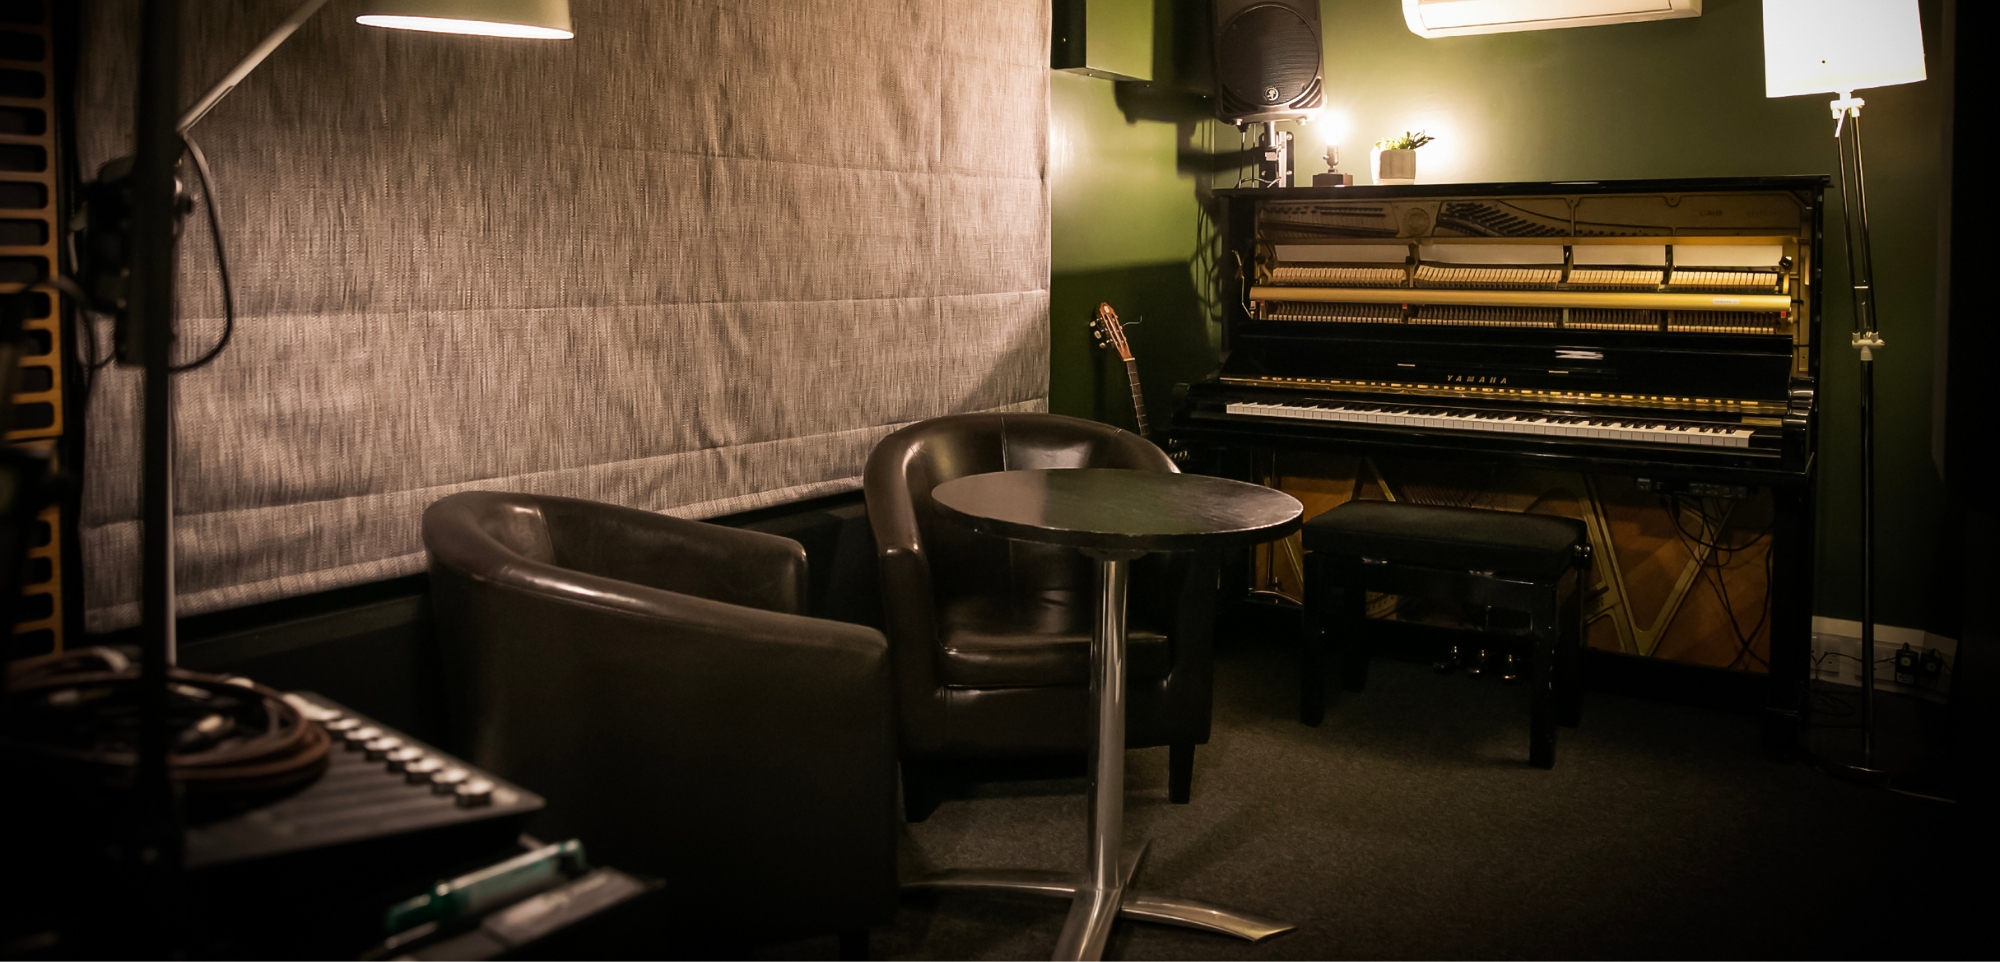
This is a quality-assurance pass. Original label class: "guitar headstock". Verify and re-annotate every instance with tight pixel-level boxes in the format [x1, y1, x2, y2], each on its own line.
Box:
[1090, 302, 1135, 362]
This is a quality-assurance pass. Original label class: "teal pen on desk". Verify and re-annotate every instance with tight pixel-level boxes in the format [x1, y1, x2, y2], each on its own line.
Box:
[384, 839, 590, 935]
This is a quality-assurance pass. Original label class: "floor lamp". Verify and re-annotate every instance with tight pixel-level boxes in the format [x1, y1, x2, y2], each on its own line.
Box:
[1761, 0, 1927, 778]
[100, 0, 570, 927]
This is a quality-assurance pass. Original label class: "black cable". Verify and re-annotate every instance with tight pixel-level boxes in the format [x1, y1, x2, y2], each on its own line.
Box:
[1661, 495, 1772, 670]
[169, 135, 233, 373]
[1663, 494, 1771, 561]
[1718, 511, 1774, 668]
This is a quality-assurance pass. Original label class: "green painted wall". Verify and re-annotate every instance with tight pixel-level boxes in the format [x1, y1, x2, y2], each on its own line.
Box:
[1049, 0, 1954, 631]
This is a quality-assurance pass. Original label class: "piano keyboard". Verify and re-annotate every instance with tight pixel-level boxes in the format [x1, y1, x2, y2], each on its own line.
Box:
[1223, 400, 1757, 448]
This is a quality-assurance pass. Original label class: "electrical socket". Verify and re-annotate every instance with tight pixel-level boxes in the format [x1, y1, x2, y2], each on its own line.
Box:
[1893, 644, 1920, 685]
[1809, 622, 1956, 702]
[1920, 648, 1946, 687]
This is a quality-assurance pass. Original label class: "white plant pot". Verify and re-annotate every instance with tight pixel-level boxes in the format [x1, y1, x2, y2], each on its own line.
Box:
[1373, 147, 1417, 185]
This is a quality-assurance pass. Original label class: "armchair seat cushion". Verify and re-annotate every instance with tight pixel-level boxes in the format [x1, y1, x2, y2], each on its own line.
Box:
[938, 593, 1172, 689]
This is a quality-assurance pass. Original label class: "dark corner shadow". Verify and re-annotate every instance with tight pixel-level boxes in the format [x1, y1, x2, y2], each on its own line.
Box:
[1109, 72, 1260, 179]
[1110, 79, 1208, 126]
[1115, 0, 1261, 180]
[1212, 622, 1554, 768]
[1051, 264, 1220, 431]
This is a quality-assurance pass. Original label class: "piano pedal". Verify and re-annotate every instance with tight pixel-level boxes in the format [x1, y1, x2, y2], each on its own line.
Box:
[1433, 644, 1462, 674]
[1464, 648, 1489, 678]
[1501, 652, 1522, 683]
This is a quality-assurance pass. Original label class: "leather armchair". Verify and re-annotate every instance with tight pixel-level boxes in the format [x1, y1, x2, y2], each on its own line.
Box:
[864, 413, 1219, 809]
[422, 492, 898, 947]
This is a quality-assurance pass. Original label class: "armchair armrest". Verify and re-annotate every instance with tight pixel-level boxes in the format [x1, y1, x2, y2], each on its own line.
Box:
[426, 556, 898, 938]
[537, 496, 809, 615]
[864, 441, 943, 660]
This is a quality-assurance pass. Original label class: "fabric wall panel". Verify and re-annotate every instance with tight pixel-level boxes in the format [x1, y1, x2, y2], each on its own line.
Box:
[944, 0, 1053, 69]
[938, 175, 1051, 296]
[938, 292, 1053, 413]
[77, 0, 1050, 631]
[940, 59, 1050, 178]
[84, 400, 1041, 630]
[177, 130, 417, 318]
[568, 2, 943, 168]
[700, 162, 936, 304]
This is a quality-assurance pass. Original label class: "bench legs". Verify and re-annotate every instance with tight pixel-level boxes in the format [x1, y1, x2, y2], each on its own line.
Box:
[1558, 584, 1585, 729]
[1300, 560, 1584, 769]
[1529, 603, 1560, 769]
[1336, 581, 1371, 693]
[1299, 552, 1371, 727]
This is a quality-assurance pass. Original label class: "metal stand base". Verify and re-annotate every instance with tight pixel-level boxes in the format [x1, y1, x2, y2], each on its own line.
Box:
[1803, 742, 1903, 786]
[1801, 715, 1934, 786]
[906, 553, 1294, 960]
[904, 841, 1294, 952]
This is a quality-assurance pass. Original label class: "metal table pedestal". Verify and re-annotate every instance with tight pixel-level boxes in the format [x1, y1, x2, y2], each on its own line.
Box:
[905, 551, 1295, 960]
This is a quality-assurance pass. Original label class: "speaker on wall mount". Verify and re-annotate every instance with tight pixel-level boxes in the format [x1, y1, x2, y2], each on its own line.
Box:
[1212, 0, 1324, 124]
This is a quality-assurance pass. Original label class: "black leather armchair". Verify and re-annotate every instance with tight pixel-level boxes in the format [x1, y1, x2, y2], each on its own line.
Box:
[422, 492, 898, 947]
[864, 413, 1219, 808]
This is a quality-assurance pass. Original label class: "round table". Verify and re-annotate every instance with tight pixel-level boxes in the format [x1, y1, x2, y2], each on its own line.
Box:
[919, 468, 1303, 961]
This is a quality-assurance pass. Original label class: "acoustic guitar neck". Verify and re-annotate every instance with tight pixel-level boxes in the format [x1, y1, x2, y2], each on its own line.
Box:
[1123, 357, 1150, 439]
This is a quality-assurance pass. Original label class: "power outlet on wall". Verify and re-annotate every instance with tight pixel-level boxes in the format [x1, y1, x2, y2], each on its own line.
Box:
[1809, 618, 1956, 702]
[1893, 644, 1920, 685]
[1920, 648, 1946, 688]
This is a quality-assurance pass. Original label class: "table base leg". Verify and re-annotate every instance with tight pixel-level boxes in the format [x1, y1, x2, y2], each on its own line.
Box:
[904, 840, 1295, 955]
[1051, 841, 1146, 960]
[900, 551, 1294, 959]
[1116, 893, 1295, 942]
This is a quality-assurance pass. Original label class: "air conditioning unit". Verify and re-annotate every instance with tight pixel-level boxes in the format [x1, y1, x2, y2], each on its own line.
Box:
[1403, 0, 1701, 38]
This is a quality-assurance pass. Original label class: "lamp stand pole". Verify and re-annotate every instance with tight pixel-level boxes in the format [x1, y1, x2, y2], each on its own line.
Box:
[112, 0, 190, 948]
[1808, 95, 1909, 782]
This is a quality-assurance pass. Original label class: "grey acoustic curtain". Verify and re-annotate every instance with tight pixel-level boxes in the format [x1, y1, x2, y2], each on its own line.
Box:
[77, 0, 1051, 631]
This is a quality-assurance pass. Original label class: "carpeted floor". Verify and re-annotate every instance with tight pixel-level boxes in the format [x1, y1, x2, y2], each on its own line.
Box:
[867, 635, 1980, 960]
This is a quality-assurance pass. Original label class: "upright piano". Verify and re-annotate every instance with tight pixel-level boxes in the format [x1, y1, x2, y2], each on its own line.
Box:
[1171, 177, 1825, 738]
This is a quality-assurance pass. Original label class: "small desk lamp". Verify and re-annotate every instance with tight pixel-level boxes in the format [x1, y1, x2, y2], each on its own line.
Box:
[1761, 0, 1927, 779]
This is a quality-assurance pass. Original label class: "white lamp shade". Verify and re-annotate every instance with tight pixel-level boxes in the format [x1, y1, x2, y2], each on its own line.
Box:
[357, 0, 573, 39]
[1763, 0, 1925, 98]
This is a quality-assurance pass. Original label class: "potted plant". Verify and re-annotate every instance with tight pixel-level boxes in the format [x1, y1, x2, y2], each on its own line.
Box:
[1371, 130, 1434, 185]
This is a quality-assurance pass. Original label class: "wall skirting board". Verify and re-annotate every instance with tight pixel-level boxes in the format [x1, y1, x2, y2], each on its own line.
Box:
[1811, 616, 1956, 700]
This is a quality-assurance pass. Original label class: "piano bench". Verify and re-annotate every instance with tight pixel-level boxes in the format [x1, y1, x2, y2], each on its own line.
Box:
[1298, 501, 1592, 769]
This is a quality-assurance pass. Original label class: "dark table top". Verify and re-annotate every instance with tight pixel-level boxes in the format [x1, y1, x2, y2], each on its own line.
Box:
[931, 469, 1303, 552]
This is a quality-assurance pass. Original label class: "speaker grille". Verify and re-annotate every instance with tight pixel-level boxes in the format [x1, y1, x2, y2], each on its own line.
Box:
[1217, 4, 1320, 119]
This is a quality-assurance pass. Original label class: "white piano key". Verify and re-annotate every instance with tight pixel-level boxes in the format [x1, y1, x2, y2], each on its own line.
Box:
[1225, 400, 1754, 448]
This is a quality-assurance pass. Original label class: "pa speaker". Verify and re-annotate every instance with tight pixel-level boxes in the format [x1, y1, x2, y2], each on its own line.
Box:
[1212, 0, 1324, 124]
